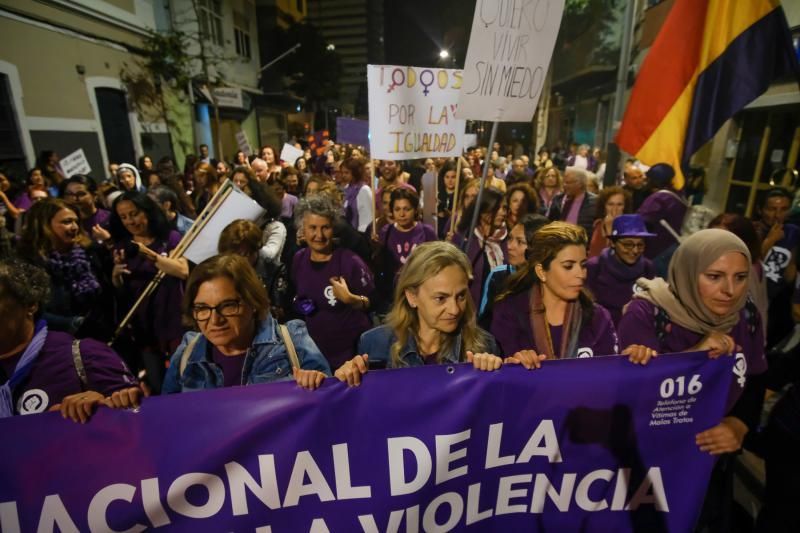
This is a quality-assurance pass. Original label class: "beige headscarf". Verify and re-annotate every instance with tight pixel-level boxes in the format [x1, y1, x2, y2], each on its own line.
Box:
[633, 229, 751, 334]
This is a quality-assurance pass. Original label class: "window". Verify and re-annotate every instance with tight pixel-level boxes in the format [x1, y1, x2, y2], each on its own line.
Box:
[234, 27, 251, 59]
[197, 0, 223, 46]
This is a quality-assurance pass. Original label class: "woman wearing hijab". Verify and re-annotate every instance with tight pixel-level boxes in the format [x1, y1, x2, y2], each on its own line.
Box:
[115, 164, 145, 193]
[617, 228, 767, 531]
[586, 214, 656, 326]
[490, 222, 651, 364]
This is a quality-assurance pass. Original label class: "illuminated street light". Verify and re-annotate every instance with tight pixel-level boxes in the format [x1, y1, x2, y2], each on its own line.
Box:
[439, 49, 449, 59]
[326, 44, 336, 52]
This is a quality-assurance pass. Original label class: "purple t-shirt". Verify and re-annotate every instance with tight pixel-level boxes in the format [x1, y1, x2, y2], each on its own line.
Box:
[281, 194, 298, 219]
[0, 331, 136, 416]
[13, 193, 32, 211]
[755, 221, 799, 296]
[115, 230, 185, 349]
[82, 208, 111, 234]
[211, 346, 247, 388]
[490, 289, 619, 358]
[586, 249, 655, 326]
[291, 247, 374, 370]
[380, 223, 437, 268]
[637, 190, 688, 260]
[618, 299, 767, 413]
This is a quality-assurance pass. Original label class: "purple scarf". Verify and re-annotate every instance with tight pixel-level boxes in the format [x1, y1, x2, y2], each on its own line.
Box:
[47, 246, 100, 299]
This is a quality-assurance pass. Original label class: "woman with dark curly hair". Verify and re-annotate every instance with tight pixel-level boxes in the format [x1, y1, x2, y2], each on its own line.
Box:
[0, 258, 136, 421]
[110, 191, 188, 391]
[17, 198, 115, 340]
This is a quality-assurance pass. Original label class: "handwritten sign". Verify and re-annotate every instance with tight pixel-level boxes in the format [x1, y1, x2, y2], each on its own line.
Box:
[368, 64, 465, 160]
[58, 149, 91, 178]
[457, 0, 565, 122]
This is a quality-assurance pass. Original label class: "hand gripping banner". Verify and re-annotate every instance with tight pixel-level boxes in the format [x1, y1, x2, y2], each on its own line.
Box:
[0, 352, 733, 532]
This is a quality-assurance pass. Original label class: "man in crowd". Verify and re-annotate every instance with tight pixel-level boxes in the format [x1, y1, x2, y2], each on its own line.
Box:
[251, 158, 270, 183]
[623, 162, 651, 211]
[547, 166, 597, 237]
[755, 188, 799, 346]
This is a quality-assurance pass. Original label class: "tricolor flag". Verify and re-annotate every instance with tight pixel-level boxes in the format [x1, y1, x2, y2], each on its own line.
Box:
[616, 0, 799, 189]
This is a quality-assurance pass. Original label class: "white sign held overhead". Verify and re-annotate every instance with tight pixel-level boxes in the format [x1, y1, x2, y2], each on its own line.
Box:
[463, 133, 478, 148]
[457, 0, 565, 122]
[59, 149, 92, 178]
[368, 64, 466, 160]
[183, 187, 266, 264]
[279, 143, 304, 165]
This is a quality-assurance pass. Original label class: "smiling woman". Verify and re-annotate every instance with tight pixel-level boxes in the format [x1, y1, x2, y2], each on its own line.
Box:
[17, 199, 115, 340]
[109, 192, 189, 392]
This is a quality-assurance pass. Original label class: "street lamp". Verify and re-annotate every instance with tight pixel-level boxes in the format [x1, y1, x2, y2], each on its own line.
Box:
[439, 49, 450, 59]
[327, 44, 336, 52]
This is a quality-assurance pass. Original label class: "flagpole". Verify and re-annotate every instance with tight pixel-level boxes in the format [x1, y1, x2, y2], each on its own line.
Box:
[465, 121, 498, 252]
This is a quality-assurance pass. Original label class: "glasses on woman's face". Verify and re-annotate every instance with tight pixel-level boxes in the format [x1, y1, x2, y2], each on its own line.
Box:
[192, 299, 242, 321]
[616, 240, 646, 251]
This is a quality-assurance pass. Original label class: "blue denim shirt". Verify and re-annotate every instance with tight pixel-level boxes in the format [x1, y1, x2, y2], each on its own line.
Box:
[162, 316, 331, 393]
[357, 325, 499, 368]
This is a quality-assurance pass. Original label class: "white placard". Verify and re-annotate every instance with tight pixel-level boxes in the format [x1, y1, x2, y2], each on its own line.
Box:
[457, 0, 565, 122]
[279, 143, 304, 165]
[59, 148, 91, 178]
[235, 131, 251, 155]
[368, 64, 465, 160]
[183, 188, 266, 264]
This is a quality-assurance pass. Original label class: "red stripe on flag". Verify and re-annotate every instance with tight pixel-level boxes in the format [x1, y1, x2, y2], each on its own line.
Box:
[617, 0, 709, 155]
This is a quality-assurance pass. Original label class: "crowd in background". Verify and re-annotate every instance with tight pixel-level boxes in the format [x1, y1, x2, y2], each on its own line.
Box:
[0, 136, 798, 532]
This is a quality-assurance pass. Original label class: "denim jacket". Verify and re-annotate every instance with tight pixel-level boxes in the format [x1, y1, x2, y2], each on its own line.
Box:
[162, 316, 331, 393]
[357, 325, 499, 368]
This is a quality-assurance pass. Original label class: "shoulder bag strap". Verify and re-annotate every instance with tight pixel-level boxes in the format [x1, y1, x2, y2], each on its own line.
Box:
[71, 339, 89, 390]
[179, 334, 203, 376]
[279, 324, 301, 369]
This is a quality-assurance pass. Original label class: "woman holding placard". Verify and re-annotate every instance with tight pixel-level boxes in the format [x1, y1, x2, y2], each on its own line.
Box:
[617, 228, 767, 531]
[109, 191, 188, 392]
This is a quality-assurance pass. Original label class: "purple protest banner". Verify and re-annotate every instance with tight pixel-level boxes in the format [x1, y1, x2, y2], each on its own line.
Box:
[0, 352, 733, 532]
[336, 117, 370, 148]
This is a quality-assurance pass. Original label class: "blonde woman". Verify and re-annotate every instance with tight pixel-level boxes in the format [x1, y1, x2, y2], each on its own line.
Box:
[335, 241, 511, 386]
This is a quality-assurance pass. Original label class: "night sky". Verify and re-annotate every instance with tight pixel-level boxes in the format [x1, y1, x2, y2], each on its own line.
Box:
[383, 0, 475, 69]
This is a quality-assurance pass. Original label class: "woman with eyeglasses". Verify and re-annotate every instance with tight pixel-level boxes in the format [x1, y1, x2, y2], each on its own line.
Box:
[60, 175, 111, 243]
[104, 255, 330, 406]
[586, 214, 656, 326]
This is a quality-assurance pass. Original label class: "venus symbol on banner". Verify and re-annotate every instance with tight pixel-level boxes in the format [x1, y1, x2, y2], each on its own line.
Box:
[368, 64, 466, 160]
[457, 0, 566, 122]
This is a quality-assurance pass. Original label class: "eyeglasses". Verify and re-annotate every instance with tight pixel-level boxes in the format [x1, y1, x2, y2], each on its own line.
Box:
[192, 299, 242, 321]
[616, 240, 646, 251]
